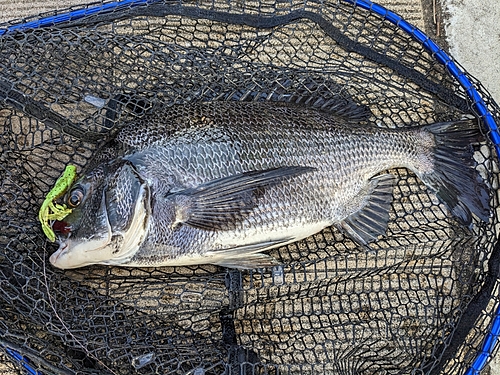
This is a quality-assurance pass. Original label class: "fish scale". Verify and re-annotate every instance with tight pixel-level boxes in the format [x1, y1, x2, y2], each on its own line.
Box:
[49, 101, 489, 269]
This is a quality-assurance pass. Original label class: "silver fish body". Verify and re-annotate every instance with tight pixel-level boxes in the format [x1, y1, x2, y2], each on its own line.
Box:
[49, 101, 490, 269]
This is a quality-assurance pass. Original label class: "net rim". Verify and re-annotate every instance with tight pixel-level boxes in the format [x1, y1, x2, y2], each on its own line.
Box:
[0, 0, 156, 36]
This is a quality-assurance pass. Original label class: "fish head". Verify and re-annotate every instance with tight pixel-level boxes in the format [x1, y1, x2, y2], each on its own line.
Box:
[50, 160, 150, 269]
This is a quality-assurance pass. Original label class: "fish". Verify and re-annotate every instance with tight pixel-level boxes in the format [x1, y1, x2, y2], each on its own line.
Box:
[48, 99, 490, 269]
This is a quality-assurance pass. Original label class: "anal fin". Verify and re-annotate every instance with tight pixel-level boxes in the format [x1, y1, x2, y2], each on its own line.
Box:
[208, 238, 291, 269]
[213, 253, 280, 270]
[337, 174, 395, 245]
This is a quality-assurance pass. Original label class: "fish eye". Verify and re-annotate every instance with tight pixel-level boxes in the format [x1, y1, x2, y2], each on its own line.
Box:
[68, 187, 85, 208]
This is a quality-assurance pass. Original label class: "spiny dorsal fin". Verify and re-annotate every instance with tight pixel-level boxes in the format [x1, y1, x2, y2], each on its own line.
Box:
[222, 77, 372, 122]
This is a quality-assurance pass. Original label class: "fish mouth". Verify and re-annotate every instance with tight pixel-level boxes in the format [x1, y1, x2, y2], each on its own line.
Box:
[49, 232, 114, 269]
[49, 182, 150, 269]
[50, 232, 114, 269]
[49, 191, 113, 269]
[49, 241, 69, 265]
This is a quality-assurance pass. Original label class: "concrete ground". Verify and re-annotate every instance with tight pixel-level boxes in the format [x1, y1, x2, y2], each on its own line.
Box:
[0, 0, 499, 374]
[443, 0, 500, 105]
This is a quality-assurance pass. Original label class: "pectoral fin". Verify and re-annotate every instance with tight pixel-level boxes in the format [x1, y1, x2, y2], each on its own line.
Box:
[168, 166, 314, 230]
[337, 174, 395, 245]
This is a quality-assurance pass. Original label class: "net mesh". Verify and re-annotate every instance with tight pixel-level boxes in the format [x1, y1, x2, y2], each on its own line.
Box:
[0, 1, 499, 374]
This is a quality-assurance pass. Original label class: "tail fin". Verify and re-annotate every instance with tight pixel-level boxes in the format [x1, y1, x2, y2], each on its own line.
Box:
[417, 120, 490, 226]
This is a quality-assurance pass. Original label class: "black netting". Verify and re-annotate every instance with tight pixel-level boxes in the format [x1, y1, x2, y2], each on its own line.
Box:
[1, 1, 500, 374]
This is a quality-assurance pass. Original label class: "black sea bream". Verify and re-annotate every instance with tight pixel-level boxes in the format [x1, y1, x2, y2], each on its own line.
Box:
[49, 101, 490, 269]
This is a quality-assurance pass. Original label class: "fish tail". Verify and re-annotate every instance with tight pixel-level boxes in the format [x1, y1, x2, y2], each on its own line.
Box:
[416, 120, 490, 226]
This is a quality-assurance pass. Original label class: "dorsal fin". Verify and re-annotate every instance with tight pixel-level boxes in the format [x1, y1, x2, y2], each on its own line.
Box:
[286, 92, 372, 122]
[218, 77, 372, 122]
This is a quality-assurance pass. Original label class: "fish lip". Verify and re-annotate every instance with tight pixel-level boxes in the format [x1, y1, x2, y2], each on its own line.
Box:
[49, 241, 69, 266]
